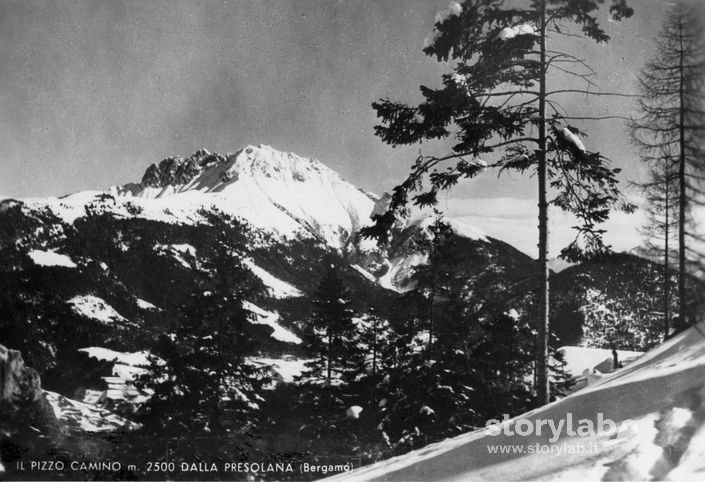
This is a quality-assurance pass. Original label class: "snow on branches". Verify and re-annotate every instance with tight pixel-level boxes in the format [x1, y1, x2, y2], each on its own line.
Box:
[424, 2, 463, 49]
[495, 24, 536, 41]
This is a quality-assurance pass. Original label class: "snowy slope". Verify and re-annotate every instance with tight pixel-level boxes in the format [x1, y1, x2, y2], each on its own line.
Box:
[243, 258, 303, 298]
[558, 346, 644, 377]
[327, 323, 705, 481]
[244, 301, 303, 344]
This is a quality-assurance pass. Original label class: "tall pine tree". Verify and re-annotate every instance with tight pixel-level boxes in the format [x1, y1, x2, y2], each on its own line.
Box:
[362, 0, 634, 405]
[306, 264, 355, 386]
[633, 155, 679, 338]
[629, 2, 705, 329]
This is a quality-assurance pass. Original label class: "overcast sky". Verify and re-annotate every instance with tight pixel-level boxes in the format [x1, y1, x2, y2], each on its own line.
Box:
[0, 0, 684, 255]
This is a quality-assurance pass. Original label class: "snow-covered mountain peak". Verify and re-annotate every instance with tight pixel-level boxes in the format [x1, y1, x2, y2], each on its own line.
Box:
[224, 144, 339, 185]
[136, 144, 343, 192]
[16, 143, 495, 262]
[108, 144, 378, 249]
[139, 148, 228, 189]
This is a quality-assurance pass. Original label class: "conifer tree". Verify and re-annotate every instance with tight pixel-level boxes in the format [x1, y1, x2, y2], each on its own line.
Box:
[137, 235, 267, 438]
[355, 310, 390, 380]
[362, 0, 634, 405]
[629, 2, 705, 329]
[633, 156, 679, 338]
[374, 224, 556, 454]
[307, 264, 355, 386]
[409, 212, 459, 360]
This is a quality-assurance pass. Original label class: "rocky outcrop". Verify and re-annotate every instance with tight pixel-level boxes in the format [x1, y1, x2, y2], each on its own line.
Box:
[0, 344, 58, 432]
[140, 149, 228, 188]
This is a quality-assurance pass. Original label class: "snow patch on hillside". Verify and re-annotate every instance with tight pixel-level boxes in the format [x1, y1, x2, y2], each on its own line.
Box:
[24, 191, 105, 225]
[79, 347, 161, 405]
[244, 301, 302, 344]
[44, 391, 139, 433]
[448, 219, 488, 241]
[136, 298, 160, 311]
[243, 259, 303, 298]
[79, 347, 159, 367]
[249, 356, 312, 384]
[28, 249, 77, 268]
[378, 260, 402, 293]
[379, 254, 428, 293]
[68, 295, 127, 324]
[154, 243, 197, 268]
[407, 214, 487, 242]
[351, 264, 377, 283]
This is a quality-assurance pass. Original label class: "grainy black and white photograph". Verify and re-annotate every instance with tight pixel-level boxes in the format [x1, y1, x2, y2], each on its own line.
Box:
[1, 0, 705, 480]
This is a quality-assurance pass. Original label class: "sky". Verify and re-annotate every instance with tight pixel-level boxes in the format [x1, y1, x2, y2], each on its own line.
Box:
[0, 0, 683, 256]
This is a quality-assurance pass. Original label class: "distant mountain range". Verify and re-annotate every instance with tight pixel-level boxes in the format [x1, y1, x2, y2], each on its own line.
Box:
[0, 144, 676, 437]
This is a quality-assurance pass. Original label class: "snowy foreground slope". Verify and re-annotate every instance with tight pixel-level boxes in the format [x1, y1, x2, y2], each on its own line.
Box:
[327, 323, 705, 481]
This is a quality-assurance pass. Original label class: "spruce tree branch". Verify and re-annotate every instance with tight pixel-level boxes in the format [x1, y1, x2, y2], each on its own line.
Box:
[483, 137, 540, 150]
[481, 90, 541, 97]
[560, 115, 631, 121]
[424, 138, 541, 166]
[546, 99, 569, 117]
[546, 28, 585, 39]
[547, 51, 596, 70]
[547, 89, 640, 98]
[550, 64, 599, 89]
[546, 51, 596, 73]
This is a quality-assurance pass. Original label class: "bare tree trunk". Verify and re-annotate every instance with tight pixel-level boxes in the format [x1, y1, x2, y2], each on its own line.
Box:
[678, 15, 687, 329]
[664, 184, 671, 339]
[536, 0, 550, 406]
[428, 292, 434, 361]
[327, 329, 332, 385]
[372, 318, 378, 378]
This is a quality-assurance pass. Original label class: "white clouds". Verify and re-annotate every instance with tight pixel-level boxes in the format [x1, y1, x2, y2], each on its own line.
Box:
[445, 196, 645, 258]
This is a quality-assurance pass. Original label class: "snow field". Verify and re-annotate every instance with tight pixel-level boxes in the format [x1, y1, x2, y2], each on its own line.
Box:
[326, 322, 705, 481]
[28, 249, 77, 268]
[67, 295, 127, 324]
[243, 259, 303, 298]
